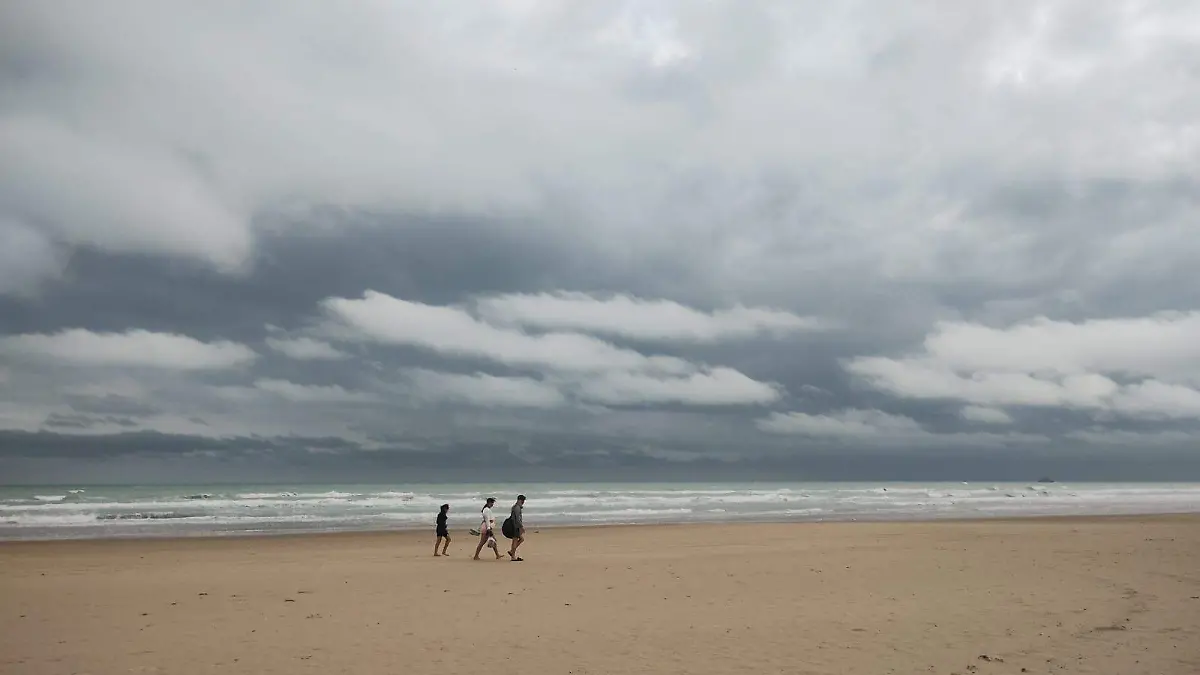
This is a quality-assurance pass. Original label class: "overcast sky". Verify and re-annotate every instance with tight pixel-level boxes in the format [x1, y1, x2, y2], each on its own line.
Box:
[2, 1, 1199, 484]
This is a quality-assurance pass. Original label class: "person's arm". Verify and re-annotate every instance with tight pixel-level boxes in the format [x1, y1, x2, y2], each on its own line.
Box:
[513, 505, 523, 532]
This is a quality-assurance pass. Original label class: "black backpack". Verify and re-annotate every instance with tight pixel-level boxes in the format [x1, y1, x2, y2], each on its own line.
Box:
[501, 517, 516, 539]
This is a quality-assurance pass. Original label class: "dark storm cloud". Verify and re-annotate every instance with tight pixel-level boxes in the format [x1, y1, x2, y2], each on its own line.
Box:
[43, 413, 139, 429]
[0, 429, 271, 459]
[0, 430, 367, 460]
[2, 1, 1200, 482]
[0, 217, 597, 340]
[4, 428, 1200, 485]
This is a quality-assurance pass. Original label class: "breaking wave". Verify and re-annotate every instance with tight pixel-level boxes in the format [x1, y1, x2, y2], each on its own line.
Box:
[1, 482, 1198, 540]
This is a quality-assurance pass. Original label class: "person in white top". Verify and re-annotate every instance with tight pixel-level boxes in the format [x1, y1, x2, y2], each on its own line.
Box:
[473, 497, 503, 560]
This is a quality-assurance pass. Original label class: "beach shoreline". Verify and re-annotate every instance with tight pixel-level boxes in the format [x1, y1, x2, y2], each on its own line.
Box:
[4, 515, 1199, 674]
[5, 480, 1199, 542]
[4, 509, 1200, 545]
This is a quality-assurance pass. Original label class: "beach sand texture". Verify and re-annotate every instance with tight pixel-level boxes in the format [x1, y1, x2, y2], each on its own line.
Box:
[3, 516, 1199, 674]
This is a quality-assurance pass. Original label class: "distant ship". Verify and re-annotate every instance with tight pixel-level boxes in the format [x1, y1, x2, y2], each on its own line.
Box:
[1036, 477, 1055, 483]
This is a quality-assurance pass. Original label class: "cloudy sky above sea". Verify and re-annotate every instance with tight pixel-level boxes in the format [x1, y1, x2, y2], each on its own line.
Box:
[2, 1, 1200, 483]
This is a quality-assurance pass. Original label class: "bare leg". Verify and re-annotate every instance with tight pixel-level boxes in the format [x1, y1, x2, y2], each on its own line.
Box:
[434, 536, 444, 556]
[509, 534, 525, 559]
[482, 530, 502, 559]
[441, 535, 451, 556]
[473, 531, 487, 559]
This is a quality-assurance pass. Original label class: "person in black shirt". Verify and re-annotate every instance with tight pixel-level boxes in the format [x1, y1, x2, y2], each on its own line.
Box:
[506, 495, 526, 561]
[434, 504, 451, 557]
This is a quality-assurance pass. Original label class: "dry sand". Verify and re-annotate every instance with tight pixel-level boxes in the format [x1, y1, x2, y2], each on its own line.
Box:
[3, 516, 1199, 675]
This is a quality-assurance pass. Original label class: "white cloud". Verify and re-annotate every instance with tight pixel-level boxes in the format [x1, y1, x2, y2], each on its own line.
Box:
[321, 291, 784, 408]
[217, 379, 377, 404]
[404, 369, 566, 408]
[757, 409, 923, 438]
[0, 118, 251, 272]
[253, 379, 377, 403]
[0, 329, 257, 370]
[1108, 381, 1200, 420]
[847, 313, 1200, 420]
[847, 357, 1116, 408]
[265, 336, 347, 360]
[919, 313, 1200, 381]
[322, 290, 692, 374]
[757, 408, 1044, 447]
[1064, 428, 1199, 447]
[475, 291, 829, 342]
[959, 406, 1013, 425]
[577, 367, 780, 406]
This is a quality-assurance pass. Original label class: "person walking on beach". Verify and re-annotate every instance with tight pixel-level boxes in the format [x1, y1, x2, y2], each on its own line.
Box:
[473, 497, 503, 560]
[434, 504, 451, 557]
[504, 494, 526, 561]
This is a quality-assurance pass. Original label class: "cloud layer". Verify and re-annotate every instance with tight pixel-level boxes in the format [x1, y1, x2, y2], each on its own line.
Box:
[476, 292, 830, 342]
[322, 291, 695, 375]
[2, 1, 1199, 482]
[323, 290, 785, 407]
[847, 314, 1200, 420]
[0, 329, 257, 370]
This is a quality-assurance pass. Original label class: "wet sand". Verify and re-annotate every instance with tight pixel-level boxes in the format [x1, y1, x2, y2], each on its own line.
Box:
[3, 515, 1199, 674]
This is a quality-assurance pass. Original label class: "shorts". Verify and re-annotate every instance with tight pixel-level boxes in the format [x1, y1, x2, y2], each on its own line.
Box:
[436, 527, 449, 538]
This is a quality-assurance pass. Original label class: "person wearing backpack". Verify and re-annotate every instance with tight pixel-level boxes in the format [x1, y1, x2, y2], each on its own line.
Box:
[503, 494, 526, 561]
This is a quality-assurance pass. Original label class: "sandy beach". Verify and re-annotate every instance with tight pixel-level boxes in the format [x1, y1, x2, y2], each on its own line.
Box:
[3, 516, 1198, 675]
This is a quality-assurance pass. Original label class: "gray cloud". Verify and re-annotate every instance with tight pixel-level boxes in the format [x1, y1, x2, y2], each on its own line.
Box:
[2, 1, 1200, 483]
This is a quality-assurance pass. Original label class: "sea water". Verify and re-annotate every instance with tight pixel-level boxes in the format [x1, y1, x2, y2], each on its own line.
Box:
[2, 482, 1199, 541]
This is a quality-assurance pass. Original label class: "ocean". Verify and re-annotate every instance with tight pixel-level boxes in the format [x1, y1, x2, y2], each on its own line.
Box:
[2, 482, 1199, 541]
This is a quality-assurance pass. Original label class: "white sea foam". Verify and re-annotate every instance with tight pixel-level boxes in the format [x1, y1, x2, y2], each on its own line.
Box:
[4, 513, 104, 526]
[1, 482, 1198, 540]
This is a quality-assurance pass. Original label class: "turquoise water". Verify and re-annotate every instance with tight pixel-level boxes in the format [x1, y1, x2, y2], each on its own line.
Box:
[2, 481, 1199, 540]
